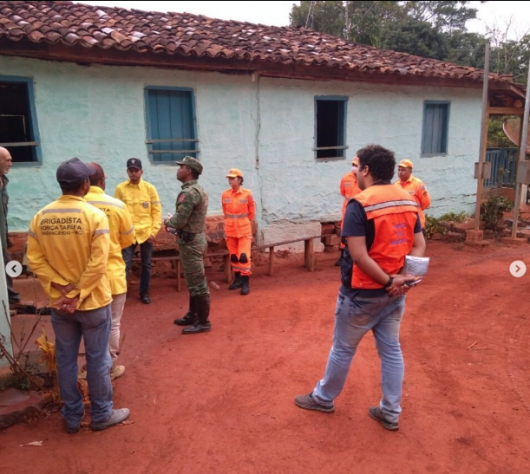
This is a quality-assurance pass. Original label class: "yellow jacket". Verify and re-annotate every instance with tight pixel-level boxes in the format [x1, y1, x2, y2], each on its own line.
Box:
[27, 195, 112, 311]
[86, 186, 135, 295]
[114, 179, 162, 244]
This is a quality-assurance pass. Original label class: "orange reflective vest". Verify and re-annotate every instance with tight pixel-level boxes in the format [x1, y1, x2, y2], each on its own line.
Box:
[340, 171, 361, 219]
[351, 185, 419, 290]
[222, 188, 256, 238]
[393, 176, 431, 228]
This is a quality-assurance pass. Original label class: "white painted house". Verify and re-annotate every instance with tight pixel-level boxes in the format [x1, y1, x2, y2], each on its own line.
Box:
[0, 1, 525, 250]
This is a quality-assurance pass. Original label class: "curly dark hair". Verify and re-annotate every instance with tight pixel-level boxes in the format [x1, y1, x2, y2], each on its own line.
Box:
[357, 145, 396, 182]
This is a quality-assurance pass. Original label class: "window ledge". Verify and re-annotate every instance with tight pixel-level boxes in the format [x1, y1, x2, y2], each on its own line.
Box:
[315, 156, 347, 162]
[421, 153, 448, 158]
[12, 161, 42, 168]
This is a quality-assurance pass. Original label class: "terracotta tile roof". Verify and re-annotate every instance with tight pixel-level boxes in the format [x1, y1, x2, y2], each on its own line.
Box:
[0, 1, 516, 85]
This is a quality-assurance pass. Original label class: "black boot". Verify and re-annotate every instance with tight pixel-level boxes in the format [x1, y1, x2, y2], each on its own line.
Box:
[229, 272, 242, 290]
[174, 294, 197, 326]
[140, 292, 151, 304]
[240, 276, 250, 296]
[182, 296, 211, 334]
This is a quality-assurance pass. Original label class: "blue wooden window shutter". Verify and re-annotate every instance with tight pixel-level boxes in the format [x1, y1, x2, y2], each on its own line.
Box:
[422, 101, 450, 156]
[145, 88, 198, 162]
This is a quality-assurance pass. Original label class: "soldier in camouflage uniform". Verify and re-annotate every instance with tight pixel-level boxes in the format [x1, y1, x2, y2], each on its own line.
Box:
[164, 156, 211, 334]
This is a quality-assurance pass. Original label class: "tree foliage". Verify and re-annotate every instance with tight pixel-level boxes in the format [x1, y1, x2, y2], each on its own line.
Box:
[290, 1, 490, 69]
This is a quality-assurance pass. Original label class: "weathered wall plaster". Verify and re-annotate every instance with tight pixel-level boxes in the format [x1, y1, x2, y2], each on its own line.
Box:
[1, 56, 482, 246]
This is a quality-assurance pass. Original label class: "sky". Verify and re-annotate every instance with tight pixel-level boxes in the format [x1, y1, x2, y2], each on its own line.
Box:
[77, 1, 530, 40]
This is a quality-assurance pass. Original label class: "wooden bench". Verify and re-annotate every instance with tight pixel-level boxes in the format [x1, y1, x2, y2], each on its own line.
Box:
[133, 234, 324, 292]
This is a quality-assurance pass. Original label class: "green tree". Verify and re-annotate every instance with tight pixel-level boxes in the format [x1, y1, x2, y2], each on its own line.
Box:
[380, 17, 448, 60]
[489, 35, 530, 84]
[290, 1, 486, 62]
[402, 1, 482, 32]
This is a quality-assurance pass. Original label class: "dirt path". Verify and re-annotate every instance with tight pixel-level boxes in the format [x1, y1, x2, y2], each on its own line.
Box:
[1, 242, 529, 474]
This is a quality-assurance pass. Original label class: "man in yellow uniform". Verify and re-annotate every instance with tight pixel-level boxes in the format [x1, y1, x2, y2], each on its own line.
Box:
[27, 157, 130, 434]
[115, 158, 162, 304]
[86, 163, 135, 380]
[394, 159, 431, 230]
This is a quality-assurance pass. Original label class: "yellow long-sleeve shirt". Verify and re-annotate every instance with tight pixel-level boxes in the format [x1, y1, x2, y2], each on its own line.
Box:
[114, 179, 162, 244]
[27, 195, 112, 311]
[86, 186, 135, 295]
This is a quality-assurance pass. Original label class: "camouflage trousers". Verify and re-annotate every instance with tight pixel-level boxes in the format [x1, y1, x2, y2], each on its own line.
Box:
[178, 233, 210, 298]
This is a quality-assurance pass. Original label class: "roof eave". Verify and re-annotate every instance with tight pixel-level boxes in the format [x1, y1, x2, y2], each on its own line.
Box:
[0, 37, 514, 92]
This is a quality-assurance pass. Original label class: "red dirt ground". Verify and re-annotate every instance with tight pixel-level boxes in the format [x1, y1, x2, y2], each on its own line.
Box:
[1, 241, 530, 474]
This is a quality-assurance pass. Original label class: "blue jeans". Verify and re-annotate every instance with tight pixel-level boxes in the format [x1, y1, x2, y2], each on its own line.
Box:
[51, 305, 113, 429]
[122, 241, 153, 294]
[313, 292, 406, 423]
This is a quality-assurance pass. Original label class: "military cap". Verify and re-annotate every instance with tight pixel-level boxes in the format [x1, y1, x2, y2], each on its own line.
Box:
[176, 156, 203, 175]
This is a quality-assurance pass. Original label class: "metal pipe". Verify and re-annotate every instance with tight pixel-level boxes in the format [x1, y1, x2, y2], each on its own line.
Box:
[474, 42, 490, 231]
[511, 57, 530, 238]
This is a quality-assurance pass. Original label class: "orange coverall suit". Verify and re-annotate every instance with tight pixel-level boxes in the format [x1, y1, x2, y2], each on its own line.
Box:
[340, 171, 361, 247]
[394, 176, 431, 229]
[222, 188, 256, 276]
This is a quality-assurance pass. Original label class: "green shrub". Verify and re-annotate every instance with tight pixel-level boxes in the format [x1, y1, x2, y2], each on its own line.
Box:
[481, 195, 513, 231]
[424, 215, 447, 239]
[438, 211, 468, 223]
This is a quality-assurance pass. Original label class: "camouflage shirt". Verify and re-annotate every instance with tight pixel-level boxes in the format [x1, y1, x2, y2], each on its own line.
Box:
[167, 180, 208, 234]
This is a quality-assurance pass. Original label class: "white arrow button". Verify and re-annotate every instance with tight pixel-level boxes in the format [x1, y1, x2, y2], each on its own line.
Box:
[510, 261, 527, 278]
[5, 260, 23, 278]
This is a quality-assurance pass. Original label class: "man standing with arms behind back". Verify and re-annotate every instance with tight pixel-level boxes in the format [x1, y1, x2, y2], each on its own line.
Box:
[0, 147, 21, 304]
[86, 163, 135, 380]
[295, 145, 425, 432]
[27, 157, 130, 433]
[115, 158, 161, 304]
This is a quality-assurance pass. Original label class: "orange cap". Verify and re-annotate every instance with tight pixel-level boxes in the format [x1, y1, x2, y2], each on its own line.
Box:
[226, 168, 243, 178]
[352, 156, 359, 167]
[398, 159, 414, 169]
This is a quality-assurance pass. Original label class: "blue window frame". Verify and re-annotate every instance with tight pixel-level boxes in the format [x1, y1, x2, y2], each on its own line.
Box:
[422, 101, 450, 156]
[0, 75, 41, 164]
[314, 96, 348, 159]
[144, 86, 199, 162]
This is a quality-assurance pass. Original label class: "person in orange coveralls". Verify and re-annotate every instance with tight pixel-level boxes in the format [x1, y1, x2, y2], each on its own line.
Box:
[336, 156, 362, 266]
[222, 168, 256, 296]
[393, 159, 431, 230]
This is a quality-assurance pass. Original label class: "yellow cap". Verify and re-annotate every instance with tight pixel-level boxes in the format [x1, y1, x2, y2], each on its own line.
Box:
[226, 168, 243, 178]
[398, 159, 414, 169]
[352, 156, 359, 167]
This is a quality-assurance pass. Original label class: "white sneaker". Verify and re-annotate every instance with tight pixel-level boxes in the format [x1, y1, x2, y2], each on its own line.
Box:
[110, 364, 125, 380]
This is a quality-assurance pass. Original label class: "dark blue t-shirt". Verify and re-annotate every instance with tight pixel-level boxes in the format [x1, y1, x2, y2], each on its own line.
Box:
[340, 183, 421, 298]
